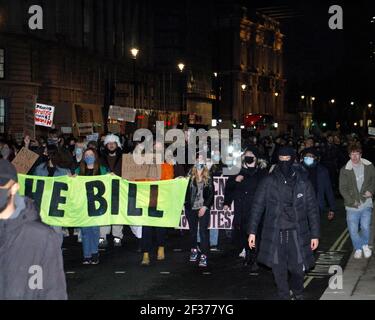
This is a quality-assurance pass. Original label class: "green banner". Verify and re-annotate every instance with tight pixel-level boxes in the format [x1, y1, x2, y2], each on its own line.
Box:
[18, 174, 189, 228]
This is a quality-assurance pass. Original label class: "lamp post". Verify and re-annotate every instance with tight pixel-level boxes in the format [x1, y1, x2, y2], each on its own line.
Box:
[131, 48, 139, 109]
[178, 63, 185, 118]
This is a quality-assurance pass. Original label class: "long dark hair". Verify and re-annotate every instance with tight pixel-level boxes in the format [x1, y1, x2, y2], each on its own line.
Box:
[79, 148, 100, 175]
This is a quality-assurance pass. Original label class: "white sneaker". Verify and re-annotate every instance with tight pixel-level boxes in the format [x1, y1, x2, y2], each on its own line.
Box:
[238, 248, 246, 259]
[354, 249, 363, 259]
[362, 245, 372, 259]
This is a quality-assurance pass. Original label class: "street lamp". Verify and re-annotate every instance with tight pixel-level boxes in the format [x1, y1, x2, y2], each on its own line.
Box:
[178, 63, 185, 72]
[130, 48, 139, 59]
[130, 48, 139, 109]
[301, 95, 305, 100]
[274, 92, 279, 97]
[177, 63, 185, 116]
[330, 99, 335, 104]
[368, 103, 372, 108]
[241, 84, 246, 122]
[213, 72, 218, 78]
[350, 101, 355, 106]
[311, 97, 316, 101]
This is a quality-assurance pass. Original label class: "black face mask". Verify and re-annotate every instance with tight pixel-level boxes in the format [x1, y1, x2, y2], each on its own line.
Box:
[244, 156, 255, 165]
[0, 188, 11, 212]
[278, 159, 294, 177]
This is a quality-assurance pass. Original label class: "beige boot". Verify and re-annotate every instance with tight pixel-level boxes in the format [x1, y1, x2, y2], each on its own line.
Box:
[141, 252, 150, 266]
[157, 246, 165, 261]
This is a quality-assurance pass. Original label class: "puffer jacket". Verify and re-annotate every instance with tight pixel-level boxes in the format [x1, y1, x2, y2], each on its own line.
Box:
[247, 164, 320, 270]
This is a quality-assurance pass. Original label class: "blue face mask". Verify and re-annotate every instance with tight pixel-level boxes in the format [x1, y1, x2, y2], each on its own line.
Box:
[75, 148, 83, 157]
[212, 154, 220, 163]
[303, 156, 315, 167]
[84, 155, 96, 166]
[195, 163, 205, 170]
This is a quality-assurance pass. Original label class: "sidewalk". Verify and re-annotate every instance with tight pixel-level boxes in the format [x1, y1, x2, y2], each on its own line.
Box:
[321, 209, 375, 300]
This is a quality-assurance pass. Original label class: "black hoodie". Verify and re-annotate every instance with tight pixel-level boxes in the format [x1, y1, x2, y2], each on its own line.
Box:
[0, 196, 67, 300]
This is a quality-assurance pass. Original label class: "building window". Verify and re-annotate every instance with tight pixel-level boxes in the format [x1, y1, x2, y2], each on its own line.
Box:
[0, 99, 5, 133]
[0, 49, 4, 79]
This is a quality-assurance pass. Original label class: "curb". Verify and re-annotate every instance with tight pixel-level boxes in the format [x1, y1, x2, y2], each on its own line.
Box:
[320, 207, 375, 300]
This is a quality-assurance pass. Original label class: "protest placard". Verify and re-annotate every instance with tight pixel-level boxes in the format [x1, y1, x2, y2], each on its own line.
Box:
[61, 127, 72, 134]
[107, 123, 121, 134]
[86, 133, 99, 142]
[179, 176, 234, 230]
[369, 127, 375, 136]
[122, 154, 161, 181]
[108, 105, 136, 122]
[34, 103, 55, 127]
[77, 122, 94, 136]
[11, 147, 39, 174]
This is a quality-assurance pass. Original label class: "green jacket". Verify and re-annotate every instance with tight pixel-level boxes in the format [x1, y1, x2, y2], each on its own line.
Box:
[339, 158, 375, 208]
[75, 165, 108, 176]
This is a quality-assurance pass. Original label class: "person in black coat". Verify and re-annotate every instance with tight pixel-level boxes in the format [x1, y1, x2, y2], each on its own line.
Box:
[0, 160, 67, 300]
[224, 146, 267, 270]
[248, 147, 320, 300]
[301, 147, 336, 220]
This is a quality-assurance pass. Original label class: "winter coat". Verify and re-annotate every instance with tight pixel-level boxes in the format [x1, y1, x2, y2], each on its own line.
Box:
[303, 163, 337, 213]
[0, 197, 67, 300]
[100, 148, 123, 176]
[185, 174, 215, 211]
[339, 158, 375, 208]
[33, 163, 71, 177]
[247, 164, 320, 270]
[224, 162, 267, 228]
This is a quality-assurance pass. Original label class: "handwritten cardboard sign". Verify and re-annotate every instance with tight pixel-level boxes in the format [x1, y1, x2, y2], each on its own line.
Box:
[122, 154, 161, 181]
[35, 103, 55, 127]
[77, 123, 94, 136]
[11, 147, 39, 174]
[107, 123, 121, 134]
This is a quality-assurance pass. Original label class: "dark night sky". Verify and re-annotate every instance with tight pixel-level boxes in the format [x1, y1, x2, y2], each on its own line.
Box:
[243, 0, 375, 105]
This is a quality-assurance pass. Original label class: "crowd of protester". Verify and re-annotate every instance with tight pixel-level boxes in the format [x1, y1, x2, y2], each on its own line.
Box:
[0, 127, 374, 300]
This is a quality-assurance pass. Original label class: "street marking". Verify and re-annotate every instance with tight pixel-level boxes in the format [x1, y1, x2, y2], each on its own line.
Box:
[304, 228, 349, 289]
[304, 276, 314, 288]
[115, 271, 126, 274]
[337, 233, 351, 251]
[66, 271, 75, 274]
[160, 271, 170, 274]
[330, 228, 349, 251]
[202, 272, 211, 275]
[249, 273, 259, 276]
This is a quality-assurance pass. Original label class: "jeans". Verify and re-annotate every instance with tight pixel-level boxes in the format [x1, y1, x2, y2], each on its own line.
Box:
[81, 227, 100, 258]
[186, 208, 210, 255]
[197, 228, 219, 247]
[272, 230, 305, 300]
[346, 206, 373, 251]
